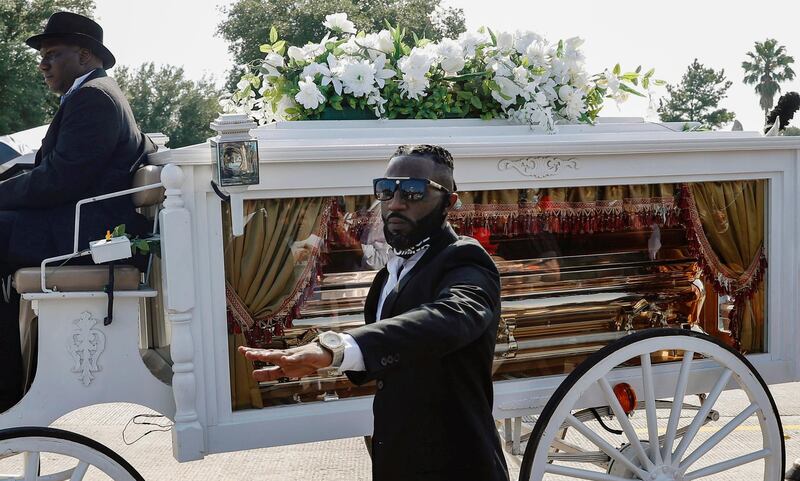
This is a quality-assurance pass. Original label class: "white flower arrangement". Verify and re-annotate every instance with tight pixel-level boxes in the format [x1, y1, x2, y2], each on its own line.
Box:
[221, 13, 664, 132]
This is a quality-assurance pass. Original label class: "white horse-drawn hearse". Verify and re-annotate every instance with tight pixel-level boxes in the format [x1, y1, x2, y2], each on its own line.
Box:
[0, 114, 798, 481]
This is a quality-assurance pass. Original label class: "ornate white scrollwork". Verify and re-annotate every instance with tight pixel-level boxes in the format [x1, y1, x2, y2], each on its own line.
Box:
[66, 312, 106, 386]
[498, 156, 579, 178]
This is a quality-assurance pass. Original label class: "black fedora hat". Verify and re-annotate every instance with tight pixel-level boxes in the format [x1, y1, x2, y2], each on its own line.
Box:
[26, 11, 115, 69]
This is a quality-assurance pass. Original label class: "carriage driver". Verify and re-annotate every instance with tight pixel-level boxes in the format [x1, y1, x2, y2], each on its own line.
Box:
[0, 12, 154, 412]
[241, 145, 510, 481]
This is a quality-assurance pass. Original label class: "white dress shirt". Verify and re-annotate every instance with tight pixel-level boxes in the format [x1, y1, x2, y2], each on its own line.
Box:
[60, 69, 96, 104]
[339, 249, 426, 372]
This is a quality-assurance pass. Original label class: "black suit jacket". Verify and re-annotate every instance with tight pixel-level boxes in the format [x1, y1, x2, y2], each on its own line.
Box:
[0, 69, 153, 264]
[346, 226, 509, 481]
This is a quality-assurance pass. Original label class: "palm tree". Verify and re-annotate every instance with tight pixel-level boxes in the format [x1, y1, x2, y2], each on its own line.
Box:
[742, 39, 796, 118]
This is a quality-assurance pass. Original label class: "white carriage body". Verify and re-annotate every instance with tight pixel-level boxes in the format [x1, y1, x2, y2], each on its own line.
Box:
[3, 117, 798, 469]
[133, 117, 800, 462]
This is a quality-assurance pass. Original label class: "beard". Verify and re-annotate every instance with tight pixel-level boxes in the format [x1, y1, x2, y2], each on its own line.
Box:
[382, 198, 448, 253]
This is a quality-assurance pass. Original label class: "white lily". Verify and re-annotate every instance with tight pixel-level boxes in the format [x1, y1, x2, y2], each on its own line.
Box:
[322, 53, 343, 95]
[373, 55, 396, 88]
[295, 76, 325, 109]
[341, 59, 377, 97]
[301, 62, 331, 81]
[323, 13, 356, 34]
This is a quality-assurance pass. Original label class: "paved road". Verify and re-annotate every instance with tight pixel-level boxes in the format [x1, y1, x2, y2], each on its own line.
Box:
[2, 382, 798, 480]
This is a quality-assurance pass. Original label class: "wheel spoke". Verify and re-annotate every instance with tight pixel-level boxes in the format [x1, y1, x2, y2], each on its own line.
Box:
[23, 451, 39, 481]
[598, 377, 654, 470]
[640, 353, 662, 465]
[671, 368, 732, 463]
[565, 414, 649, 479]
[679, 403, 760, 472]
[662, 350, 693, 463]
[683, 448, 770, 480]
[545, 463, 635, 481]
[69, 461, 90, 481]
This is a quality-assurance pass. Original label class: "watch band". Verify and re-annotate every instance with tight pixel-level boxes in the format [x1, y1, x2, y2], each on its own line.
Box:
[316, 331, 345, 377]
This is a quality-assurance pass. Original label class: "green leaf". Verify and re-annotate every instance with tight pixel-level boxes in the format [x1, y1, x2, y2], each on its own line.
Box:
[613, 63, 621, 75]
[470, 96, 483, 109]
[618, 83, 646, 97]
[487, 27, 497, 46]
[273, 40, 286, 55]
[270, 26, 278, 44]
[644, 68, 655, 78]
[284, 107, 300, 115]
[259, 44, 272, 53]
[556, 40, 564, 58]
[456, 90, 473, 99]
[642, 77, 650, 89]
[653, 79, 667, 86]
[348, 98, 356, 109]
[112, 224, 126, 238]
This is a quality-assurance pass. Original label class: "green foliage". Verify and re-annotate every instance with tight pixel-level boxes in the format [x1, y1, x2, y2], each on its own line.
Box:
[742, 38, 796, 117]
[0, 0, 94, 135]
[783, 126, 800, 136]
[110, 224, 160, 256]
[658, 59, 736, 130]
[216, 0, 465, 88]
[114, 63, 223, 148]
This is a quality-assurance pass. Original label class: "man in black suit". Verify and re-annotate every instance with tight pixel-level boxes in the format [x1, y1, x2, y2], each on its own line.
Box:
[240, 145, 509, 481]
[0, 12, 154, 411]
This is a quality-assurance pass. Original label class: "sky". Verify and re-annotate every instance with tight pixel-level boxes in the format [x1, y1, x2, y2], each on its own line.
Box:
[93, 0, 800, 132]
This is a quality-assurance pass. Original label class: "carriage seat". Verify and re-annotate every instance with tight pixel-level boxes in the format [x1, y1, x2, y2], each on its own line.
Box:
[13, 165, 164, 294]
[13, 164, 164, 390]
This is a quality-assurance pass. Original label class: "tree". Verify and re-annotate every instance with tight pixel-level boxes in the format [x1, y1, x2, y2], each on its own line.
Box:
[658, 59, 736, 129]
[784, 126, 800, 136]
[742, 38, 795, 117]
[115, 63, 223, 148]
[217, 0, 465, 87]
[0, 0, 94, 135]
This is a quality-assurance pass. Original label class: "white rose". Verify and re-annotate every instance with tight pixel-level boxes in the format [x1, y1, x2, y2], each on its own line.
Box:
[457, 30, 490, 57]
[398, 47, 435, 76]
[262, 52, 285, 77]
[301, 62, 331, 80]
[436, 38, 465, 75]
[323, 13, 356, 34]
[496, 31, 514, 51]
[295, 76, 325, 109]
[492, 76, 523, 108]
[287, 46, 306, 63]
[377, 30, 395, 54]
[514, 31, 543, 55]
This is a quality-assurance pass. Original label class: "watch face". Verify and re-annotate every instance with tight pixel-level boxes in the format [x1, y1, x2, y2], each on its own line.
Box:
[320, 331, 343, 349]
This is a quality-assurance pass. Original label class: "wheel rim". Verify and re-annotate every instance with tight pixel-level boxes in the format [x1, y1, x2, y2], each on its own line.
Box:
[0, 428, 141, 481]
[521, 329, 784, 481]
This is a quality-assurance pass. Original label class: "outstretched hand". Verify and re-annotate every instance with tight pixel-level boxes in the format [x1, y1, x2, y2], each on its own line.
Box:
[238, 343, 333, 382]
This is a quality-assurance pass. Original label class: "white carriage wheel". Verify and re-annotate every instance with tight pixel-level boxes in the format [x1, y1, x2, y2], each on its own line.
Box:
[0, 427, 143, 481]
[519, 328, 785, 481]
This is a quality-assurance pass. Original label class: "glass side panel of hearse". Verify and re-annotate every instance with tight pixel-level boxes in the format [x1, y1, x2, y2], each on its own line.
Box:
[222, 179, 768, 410]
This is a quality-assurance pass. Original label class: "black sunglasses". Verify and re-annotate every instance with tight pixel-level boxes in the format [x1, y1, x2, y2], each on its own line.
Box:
[373, 177, 450, 201]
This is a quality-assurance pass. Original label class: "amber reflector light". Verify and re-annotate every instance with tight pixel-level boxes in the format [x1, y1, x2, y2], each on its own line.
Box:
[613, 382, 637, 414]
